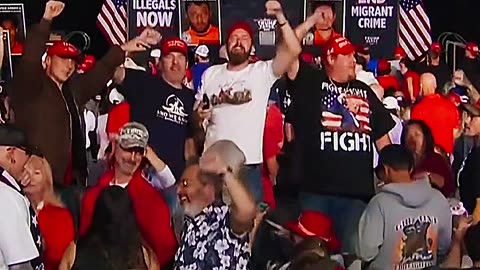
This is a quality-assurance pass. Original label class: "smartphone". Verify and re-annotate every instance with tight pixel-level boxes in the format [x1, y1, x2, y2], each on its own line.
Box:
[202, 94, 210, 110]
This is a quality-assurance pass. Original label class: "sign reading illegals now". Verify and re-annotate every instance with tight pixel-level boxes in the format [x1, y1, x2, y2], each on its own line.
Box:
[345, 0, 398, 58]
[128, 0, 180, 39]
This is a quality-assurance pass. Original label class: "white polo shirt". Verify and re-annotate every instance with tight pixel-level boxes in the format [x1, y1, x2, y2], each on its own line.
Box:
[197, 60, 279, 164]
[0, 171, 38, 268]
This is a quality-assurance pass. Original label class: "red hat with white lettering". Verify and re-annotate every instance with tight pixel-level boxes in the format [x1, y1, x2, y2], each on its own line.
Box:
[324, 36, 355, 58]
[160, 36, 188, 57]
[47, 41, 80, 60]
[466, 42, 479, 57]
[286, 210, 341, 252]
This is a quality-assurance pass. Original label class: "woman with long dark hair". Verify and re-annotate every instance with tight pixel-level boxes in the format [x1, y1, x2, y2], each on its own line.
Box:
[60, 186, 159, 270]
[401, 119, 455, 197]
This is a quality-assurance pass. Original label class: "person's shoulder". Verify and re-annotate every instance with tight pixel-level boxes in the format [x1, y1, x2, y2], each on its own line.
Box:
[0, 183, 28, 214]
[204, 63, 227, 77]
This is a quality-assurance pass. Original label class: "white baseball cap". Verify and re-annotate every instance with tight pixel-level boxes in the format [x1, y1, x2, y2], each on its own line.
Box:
[195, 45, 209, 58]
[383, 96, 400, 110]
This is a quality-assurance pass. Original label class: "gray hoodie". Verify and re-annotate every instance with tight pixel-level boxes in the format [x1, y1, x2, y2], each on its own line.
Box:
[356, 179, 452, 270]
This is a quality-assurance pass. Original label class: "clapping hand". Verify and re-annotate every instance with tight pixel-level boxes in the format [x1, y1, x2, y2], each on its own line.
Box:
[43, 1, 65, 21]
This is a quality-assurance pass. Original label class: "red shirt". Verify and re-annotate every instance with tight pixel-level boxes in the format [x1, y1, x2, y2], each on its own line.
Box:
[38, 204, 75, 270]
[314, 30, 341, 46]
[401, 71, 421, 103]
[411, 94, 460, 155]
[261, 105, 284, 209]
[377, 75, 400, 91]
[79, 169, 177, 266]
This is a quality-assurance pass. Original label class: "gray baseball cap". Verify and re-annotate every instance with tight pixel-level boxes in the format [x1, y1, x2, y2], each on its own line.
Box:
[118, 122, 149, 149]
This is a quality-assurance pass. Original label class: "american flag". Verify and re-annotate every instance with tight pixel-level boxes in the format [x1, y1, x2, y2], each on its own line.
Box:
[322, 91, 371, 132]
[97, 0, 127, 45]
[399, 0, 432, 60]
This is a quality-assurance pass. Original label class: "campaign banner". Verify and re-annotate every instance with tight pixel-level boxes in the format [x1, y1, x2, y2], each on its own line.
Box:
[179, 0, 221, 46]
[0, 3, 26, 56]
[1, 30, 13, 81]
[221, 0, 303, 60]
[345, 0, 398, 58]
[128, 0, 180, 39]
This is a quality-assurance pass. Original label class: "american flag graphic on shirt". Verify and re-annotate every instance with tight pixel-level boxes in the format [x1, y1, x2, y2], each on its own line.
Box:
[321, 87, 371, 132]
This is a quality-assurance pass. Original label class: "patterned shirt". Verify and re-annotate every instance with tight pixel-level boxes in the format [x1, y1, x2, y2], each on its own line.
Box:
[175, 201, 250, 270]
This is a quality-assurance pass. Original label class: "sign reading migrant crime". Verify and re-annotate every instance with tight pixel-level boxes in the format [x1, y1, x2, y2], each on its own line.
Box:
[128, 0, 180, 39]
[345, 0, 398, 58]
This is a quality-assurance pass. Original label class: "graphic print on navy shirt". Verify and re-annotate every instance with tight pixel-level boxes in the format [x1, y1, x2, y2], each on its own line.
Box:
[319, 81, 372, 153]
[121, 70, 194, 179]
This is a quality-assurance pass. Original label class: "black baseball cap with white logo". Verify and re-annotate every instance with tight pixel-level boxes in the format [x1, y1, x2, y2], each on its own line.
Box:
[118, 122, 149, 149]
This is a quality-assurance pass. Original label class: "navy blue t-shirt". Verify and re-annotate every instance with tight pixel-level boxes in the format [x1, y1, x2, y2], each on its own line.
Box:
[122, 70, 195, 179]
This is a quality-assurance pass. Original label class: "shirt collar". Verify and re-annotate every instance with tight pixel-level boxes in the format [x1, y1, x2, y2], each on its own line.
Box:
[1, 170, 21, 192]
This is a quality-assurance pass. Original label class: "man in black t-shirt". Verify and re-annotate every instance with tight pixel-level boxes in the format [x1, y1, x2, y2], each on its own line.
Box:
[287, 26, 394, 253]
[458, 102, 480, 223]
[113, 37, 198, 180]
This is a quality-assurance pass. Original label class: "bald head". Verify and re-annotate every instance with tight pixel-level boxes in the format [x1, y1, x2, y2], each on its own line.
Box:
[420, 73, 437, 96]
[201, 140, 245, 174]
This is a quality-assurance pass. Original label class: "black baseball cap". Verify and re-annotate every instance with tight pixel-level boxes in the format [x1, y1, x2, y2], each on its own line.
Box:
[0, 124, 40, 155]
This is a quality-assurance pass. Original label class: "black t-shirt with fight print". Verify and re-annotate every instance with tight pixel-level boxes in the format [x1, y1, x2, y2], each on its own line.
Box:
[288, 60, 395, 200]
[122, 70, 195, 180]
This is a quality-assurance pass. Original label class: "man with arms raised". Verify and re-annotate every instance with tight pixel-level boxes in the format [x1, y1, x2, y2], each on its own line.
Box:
[10, 0, 160, 185]
[285, 11, 395, 255]
[196, 0, 302, 203]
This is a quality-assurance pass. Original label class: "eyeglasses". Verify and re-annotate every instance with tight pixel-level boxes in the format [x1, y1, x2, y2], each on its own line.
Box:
[119, 145, 145, 155]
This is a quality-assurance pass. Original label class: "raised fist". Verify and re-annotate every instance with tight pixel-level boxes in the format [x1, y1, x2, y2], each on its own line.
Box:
[139, 28, 162, 46]
[43, 1, 65, 21]
[265, 0, 283, 16]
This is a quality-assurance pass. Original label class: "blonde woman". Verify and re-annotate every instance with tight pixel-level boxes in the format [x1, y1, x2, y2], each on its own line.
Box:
[21, 155, 76, 270]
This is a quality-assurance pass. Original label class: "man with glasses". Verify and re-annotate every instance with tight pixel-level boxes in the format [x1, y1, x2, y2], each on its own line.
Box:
[0, 124, 44, 270]
[79, 122, 177, 267]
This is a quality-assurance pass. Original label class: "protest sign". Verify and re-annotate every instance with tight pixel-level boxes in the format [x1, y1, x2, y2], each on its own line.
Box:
[345, 0, 398, 58]
[179, 0, 221, 46]
[0, 3, 26, 56]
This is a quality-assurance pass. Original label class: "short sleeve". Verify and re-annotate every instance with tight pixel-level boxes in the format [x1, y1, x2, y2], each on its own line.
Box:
[368, 86, 395, 141]
[0, 193, 39, 266]
[121, 69, 148, 102]
[263, 60, 281, 86]
[287, 59, 325, 102]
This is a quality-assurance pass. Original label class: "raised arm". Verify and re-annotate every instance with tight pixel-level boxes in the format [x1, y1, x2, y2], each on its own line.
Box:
[287, 11, 323, 80]
[10, 1, 63, 102]
[267, 1, 302, 78]
[72, 28, 162, 105]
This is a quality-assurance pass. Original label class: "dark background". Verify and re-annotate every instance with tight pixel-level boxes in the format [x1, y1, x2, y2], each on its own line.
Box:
[13, 0, 480, 58]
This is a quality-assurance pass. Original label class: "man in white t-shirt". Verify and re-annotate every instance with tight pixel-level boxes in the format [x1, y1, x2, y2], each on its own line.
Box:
[195, 0, 302, 203]
[0, 124, 44, 270]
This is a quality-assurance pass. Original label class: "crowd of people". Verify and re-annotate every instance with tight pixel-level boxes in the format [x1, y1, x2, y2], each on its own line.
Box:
[1, 0, 480, 270]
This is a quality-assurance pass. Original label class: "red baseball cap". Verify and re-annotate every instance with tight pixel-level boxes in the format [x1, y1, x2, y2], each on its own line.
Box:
[227, 21, 253, 41]
[78, 55, 96, 73]
[377, 59, 391, 73]
[393, 46, 406, 58]
[286, 210, 341, 252]
[46, 41, 80, 60]
[431, 42, 442, 53]
[324, 36, 355, 58]
[466, 42, 479, 57]
[160, 37, 188, 57]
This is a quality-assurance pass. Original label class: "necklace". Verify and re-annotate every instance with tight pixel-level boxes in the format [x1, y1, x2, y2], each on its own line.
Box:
[328, 77, 350, 93]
